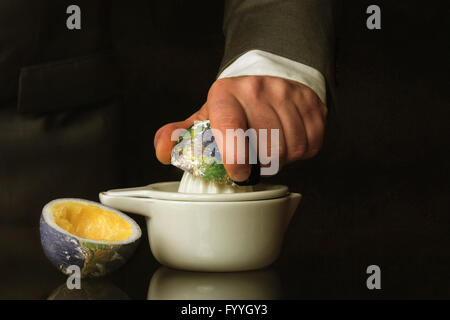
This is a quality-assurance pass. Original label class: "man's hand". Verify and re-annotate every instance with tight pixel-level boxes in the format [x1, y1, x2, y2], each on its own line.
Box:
[154, 76, 327, 182]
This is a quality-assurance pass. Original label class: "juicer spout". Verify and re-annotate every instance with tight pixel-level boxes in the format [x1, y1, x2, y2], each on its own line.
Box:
[99, 192, 152, 217]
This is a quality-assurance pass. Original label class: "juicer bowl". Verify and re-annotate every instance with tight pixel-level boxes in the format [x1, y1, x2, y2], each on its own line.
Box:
[99, 182, 301, 272]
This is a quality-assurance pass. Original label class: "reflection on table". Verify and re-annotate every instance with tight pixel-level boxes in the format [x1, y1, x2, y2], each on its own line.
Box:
[47, 279, 129, 300]
[147, 266, 281, 300]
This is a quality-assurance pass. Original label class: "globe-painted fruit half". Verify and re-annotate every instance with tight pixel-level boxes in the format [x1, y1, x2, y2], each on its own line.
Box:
[40, 198, 141, 278]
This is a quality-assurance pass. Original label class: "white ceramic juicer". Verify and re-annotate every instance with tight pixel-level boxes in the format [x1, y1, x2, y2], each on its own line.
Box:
[99, 173, 301, 272]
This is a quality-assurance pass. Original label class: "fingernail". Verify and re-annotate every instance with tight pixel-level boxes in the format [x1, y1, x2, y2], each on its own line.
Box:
[155, 139, 161, 161]
[155, 138, 160, 153]
[234, 163, 260, 186]
[154, 131, 162, 150]
[230, 165, 251, 183]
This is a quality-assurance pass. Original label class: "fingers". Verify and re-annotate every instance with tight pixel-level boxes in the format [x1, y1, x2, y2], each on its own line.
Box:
[154, 120, 193, 164]
[270, 100, 307, 164]
[295, 94, 326, 159]
[207, 84, 250, 182]
[154, 107, 207, 164]
[243, 102, 286, 176]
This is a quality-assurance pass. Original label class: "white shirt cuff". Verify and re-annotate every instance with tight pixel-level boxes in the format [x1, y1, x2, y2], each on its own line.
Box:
[218, 49, 326, 104]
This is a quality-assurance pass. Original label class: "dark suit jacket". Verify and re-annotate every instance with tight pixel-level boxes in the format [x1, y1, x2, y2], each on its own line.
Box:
[220, 0, 335, 98]
[0, 0, 121, 224]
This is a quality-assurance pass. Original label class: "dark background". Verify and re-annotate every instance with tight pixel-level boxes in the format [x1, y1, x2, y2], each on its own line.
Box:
[1, 0, 449, 299]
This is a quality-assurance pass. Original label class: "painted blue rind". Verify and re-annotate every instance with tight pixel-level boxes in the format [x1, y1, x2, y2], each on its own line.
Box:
[40, 215, 86, 274]
[171, 120, 223, 174]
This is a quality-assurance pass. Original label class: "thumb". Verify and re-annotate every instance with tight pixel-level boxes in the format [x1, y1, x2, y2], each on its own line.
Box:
[154, 112, 205, 164]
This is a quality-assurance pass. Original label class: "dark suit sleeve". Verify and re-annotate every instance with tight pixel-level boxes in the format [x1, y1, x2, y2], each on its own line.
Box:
[220, 0, 335, 90]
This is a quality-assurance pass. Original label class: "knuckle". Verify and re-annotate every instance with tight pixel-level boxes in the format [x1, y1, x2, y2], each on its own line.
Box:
[208, 79, 231, 99]
[301, 86, 320, 103]
[291, 87, 305, 102]
[287, 144, 308, 162]
[270, 79, 291, 103]
[240, 76, 264, 101]
[244, 76, 264, 90]
[301, 105, 317, 120]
